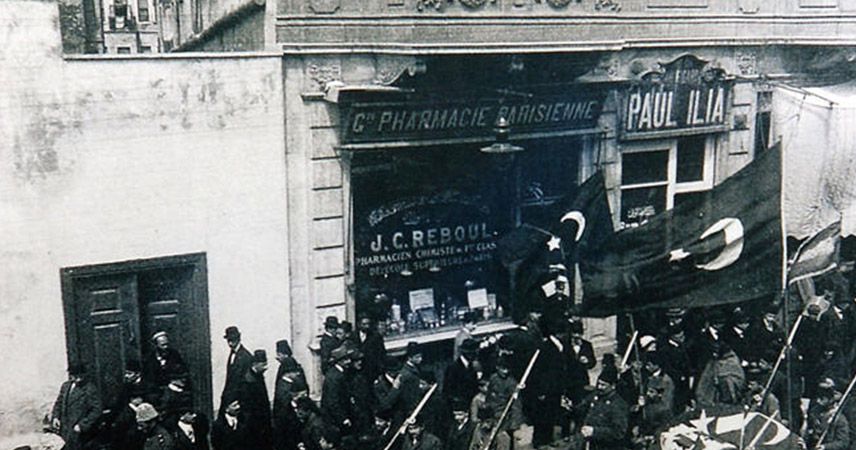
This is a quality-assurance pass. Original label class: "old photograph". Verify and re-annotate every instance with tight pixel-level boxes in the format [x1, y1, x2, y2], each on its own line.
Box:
[3, 1, 856, 449]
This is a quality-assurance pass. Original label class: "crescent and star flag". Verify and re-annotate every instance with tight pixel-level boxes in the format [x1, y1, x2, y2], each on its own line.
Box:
[659, 407, 801, 450]
[788, 219, 841, 284]
[580, 145, 783, 316]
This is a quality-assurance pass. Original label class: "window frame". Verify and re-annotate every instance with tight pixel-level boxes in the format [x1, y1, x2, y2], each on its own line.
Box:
[618, 135, 715, 227]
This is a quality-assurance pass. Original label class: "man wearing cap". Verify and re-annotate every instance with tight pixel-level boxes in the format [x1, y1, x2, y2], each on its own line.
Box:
[723, 307, 752, 364]
[656, 329, 693, 413]
[211, 400, 251, 450]
[637, 351, 674, 436]
[357, 315, 387, 383]
[173, 409, 210, 450]
[744, 361, 779, 418]
[445, 398, 477, 450]
[273, 339, 308, 450]
[135, 403, 177, 450]
[320, 316, 342, 375]
[321, 346, 354, 436]
[399, 343, 428, 420]
[51, 363, 102, 450]
[443, 338, 482, 406]
[805, 379, 850, 450]
[453, 312, 478, 361]
[576, 366, 629, 450]
[110, 360, 149, 450]
[221, 326, 253, 418]
[402, 417, 443, 450]
[145, 331, 189, 391]
[349, 349, 376, 440]
[374, 356, 404, 429]
[235, 349, 272, 450]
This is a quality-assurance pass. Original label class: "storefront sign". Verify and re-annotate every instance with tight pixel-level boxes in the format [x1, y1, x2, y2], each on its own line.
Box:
[342, 91, 606, 145]
[620, 55, 732, 140]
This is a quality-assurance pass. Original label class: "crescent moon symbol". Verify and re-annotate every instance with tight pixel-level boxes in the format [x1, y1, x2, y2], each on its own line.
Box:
[561, 211, 586, 242]
[760, 415, 791, 446]
[696, 217, 744, 272]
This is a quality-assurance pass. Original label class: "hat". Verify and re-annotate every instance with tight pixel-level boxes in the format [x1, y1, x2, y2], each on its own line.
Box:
[745, 361, 769, 382]
[253, 349, 267, 363]
[643, 350, 661, 366]
[460, 339, 479, 355]
[276, 339, 293, 356]
[68, 363, 87, 376]
[151, 331, 168, 342]
[639, 335, 656, 352]
[450, 397, 469, 412]
[764, 302, 780, 315]
[324, 316, 340, 328]
[125, 359, 142, 372]
[135, 403, 159, 423]
[495, 356, 510, 370]
[330, 346, 350, 363]
[598, 365, 618, 385]
[383, 355, 402, 372]
[732, 307, 750, 324]
[569, 321, 584, 336]
[665, 307, 686, 318]
[224, 326, 241, 340]
[281, 357, 301, 372]
[406, 342, 422, 358]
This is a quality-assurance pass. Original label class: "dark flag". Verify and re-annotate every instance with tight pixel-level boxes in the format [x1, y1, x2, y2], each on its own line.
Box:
[580, 145, 783, 316]
[495, 171, 613, 321]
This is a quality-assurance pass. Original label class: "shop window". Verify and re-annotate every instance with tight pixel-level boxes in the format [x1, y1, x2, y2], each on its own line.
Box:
[619, 136, 714, 228]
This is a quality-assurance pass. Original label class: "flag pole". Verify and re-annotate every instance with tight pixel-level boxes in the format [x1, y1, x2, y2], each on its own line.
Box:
[815, 371, 856, 449]
[759, 307, 804, 411]
[383, 382, 438, 450]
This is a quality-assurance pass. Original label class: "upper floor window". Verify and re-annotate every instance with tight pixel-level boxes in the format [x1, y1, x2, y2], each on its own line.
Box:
[619, 135, 715, 228]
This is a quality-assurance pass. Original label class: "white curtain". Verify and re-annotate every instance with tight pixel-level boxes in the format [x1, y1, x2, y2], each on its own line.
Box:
[774, 82, 856, 238]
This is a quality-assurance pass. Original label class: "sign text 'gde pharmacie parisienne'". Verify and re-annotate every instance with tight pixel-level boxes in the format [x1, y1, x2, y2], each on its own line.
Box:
[342, 92, 606, 144]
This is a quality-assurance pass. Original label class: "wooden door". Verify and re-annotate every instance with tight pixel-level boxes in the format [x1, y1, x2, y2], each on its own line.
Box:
[71, 273, 141, 409]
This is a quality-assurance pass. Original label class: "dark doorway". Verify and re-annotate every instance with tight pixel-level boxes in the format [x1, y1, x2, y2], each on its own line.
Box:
[60, 253, 212, 415]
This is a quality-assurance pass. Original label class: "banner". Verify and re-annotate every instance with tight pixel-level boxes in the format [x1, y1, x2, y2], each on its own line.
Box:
[580, 146, 783, 316]
[788, 220, 841, 284]
[659, 407, 800, 450]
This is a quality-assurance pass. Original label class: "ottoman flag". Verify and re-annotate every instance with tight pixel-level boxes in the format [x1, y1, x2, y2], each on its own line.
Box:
[580, 145, 783, 316]
[659, 407, 801, 450]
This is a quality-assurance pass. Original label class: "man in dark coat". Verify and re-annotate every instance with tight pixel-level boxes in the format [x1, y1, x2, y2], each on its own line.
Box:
[527, 319, 566, 448]
[577, 365, 629, 450]
[723, 306, 753, 364]
[172, 410, 210, 450]
[235, 349, 273, 450]
[109, 359, 150, 450]
[295, 397, 327, 450]
[374, 356, 404, 429]
[805, 380, 850, 450]
[349, 350, 377, 438]
[144, 331, 189, 392]
[221, 326, 253, 418]
[356, 315, 387, 383]
[564, 320, 596, 436]
[399, 343, 428, 424]
[273, 339, 308, 450]
[402, 418, 443, 450]
[744, 304, 785, 365]
[445, 399, 476, 450]
[443, 338, 481, 407]
[51, 363, 102, 450]
[211, 400, 252, 450]
[321, 346, 355, 436]
[135, 402, 177, 450]
[656, 329, 694, 413]
[320, 316, 342, 375]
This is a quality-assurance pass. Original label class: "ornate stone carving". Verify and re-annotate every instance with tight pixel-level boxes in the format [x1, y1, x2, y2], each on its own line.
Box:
[373, 56, 424, 86]
[459, 0, 489, 8]
[546, 0, 573, 8]
[736, 51, 758, 76]
[595, 0, 621, 11]
[416, 0, 444, 11]
[307, 62, 342, 91]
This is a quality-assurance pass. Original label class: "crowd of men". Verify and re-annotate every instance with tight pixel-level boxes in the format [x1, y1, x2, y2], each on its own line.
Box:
[49, 284, 856, 450]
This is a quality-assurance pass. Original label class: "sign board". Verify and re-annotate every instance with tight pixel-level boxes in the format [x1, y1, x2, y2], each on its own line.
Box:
[467, 288, 490, 309]
[409, 288, 435, 311]
[620, 55, 732, 140]
[342, 91, 606, 145]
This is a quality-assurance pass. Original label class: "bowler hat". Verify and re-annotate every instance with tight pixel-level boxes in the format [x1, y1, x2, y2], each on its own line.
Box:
[253, 349, 267, 363]
[406, 342, 422, 357]
[276, 339, 293, 356]
[598, 365, 618, 385]
[665, 307, 686, 318]
[324, 316, 340, 328]
[135, 403, 159, 423]
[224, 326, 241, 340]
[460, 339, 479, 355]
[382, 355, 402, 372]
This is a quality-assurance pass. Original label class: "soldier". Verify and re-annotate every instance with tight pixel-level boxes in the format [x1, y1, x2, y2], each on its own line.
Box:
[135, 403, 176, 450]
[446, 398, 477, 450]
[723, 306, 752, 364]
[273, 339, 308, 450]
[320, 316, 342, 375]
[374, 356, 404, 428]
[321, 346, 354, 436]
[527, 317, 566, 448]
[576, 365, 629, 450]
[484, 357, 523, 450]
[50, 363, 102, 450]
[295, 397, 326, 450]
[402, 417, 443, 450]
[221, 326, 253, 418]
[637, 351, 674, 437]
[805, 379, 850, 450]
[743, 361, 780, 418]
[444, 338, 482, 406]
[657, 325, 693, 413]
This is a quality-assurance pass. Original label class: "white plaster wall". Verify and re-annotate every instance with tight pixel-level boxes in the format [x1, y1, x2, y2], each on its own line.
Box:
[0, 1, 288, 436]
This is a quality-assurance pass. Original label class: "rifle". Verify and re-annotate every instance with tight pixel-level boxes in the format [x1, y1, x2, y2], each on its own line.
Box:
[480, 349, 541, 450]
[383, 382, 438, 450]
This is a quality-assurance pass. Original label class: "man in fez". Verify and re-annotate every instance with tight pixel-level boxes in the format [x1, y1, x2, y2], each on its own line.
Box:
[237, 349, 272, 450]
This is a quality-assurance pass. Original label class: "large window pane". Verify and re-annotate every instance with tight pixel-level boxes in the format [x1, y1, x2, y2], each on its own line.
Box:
[676, 136, 706, 183]
[621, 186, 666, 227]
[622, 151, 669, 185]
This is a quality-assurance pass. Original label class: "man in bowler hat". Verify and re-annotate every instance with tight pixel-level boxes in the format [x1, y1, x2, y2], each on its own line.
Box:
[221, 326, 252, 418]
[320, 316, 342, 375]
